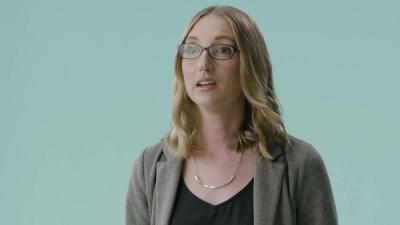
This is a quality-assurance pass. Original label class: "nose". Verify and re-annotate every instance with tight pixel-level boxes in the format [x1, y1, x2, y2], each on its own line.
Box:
[197, 49, 214, 72]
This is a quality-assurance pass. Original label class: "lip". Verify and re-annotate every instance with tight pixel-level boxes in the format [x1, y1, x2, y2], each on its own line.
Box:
[195, 77, 217, 92]
[196, 77, 217, 86]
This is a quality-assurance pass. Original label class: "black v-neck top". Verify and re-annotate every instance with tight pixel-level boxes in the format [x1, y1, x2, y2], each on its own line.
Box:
[169, 178, 254, 225]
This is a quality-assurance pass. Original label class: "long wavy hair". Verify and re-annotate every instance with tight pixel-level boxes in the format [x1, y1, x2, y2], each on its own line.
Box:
[165, 5, 290, 159]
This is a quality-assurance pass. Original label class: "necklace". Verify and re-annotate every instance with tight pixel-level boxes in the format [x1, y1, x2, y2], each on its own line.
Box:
[193, 151, 243, 189]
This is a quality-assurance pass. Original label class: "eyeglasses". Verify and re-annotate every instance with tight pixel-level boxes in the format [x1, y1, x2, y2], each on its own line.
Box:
[178, 43, 239, 60]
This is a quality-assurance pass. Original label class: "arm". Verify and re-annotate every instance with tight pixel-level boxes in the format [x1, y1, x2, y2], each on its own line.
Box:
[295, 145, 338, 225]
[126, 150, 150, 225]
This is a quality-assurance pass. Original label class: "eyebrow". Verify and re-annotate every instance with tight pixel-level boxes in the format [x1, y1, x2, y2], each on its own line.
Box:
[185, 35, 235, 43]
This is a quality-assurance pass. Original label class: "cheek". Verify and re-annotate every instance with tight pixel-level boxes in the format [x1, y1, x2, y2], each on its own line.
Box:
[182, 62, 193, 89]
[229, 65, 240, 78]
[222, 60, 240, 80]
[226, 61, 242, 91]
[182, 62, 190, 78]
[219, 56, 239, 74]
[230, 58, 240, 74]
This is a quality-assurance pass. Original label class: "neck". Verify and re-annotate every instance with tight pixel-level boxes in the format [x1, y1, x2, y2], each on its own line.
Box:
[195, 101, 245, 156]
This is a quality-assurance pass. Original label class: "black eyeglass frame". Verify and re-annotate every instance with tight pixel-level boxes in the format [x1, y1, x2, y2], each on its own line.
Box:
[177, 43, 239, 60]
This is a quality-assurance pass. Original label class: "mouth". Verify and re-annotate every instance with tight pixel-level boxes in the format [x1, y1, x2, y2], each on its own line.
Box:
[196, 79, 217, 87]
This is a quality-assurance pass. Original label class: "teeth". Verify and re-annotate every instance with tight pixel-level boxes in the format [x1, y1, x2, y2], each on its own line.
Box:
[198, 81, 215, 85]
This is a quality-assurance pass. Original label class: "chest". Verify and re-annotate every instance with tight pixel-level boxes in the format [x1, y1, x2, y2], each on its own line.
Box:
[182, 152, 256, 205]
[169, 177, 254, 225]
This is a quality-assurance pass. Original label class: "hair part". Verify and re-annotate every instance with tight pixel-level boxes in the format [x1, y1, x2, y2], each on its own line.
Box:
[165, 5, 290, 159]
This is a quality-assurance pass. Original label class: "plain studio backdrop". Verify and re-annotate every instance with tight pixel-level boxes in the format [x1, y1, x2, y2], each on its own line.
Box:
[1, 0, 399, 224]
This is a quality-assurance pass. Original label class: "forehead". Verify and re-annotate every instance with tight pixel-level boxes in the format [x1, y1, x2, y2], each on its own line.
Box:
[185, 14, 235, 43]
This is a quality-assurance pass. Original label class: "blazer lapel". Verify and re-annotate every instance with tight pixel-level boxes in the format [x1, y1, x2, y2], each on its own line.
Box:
[154, 146, 183, 225]
[254, 143, 287, 225]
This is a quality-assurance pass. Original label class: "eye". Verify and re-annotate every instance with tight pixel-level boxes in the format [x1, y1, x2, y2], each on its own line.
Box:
[210, 45, 235, 59]
[184, 44, 200, 55]
[217, 46, 233, 55]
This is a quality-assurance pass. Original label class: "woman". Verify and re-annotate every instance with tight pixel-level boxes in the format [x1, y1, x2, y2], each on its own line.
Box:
[126, 5, 338, 225]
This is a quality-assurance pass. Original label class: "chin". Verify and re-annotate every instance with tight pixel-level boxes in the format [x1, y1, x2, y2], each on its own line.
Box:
[192, 99, 213, 106]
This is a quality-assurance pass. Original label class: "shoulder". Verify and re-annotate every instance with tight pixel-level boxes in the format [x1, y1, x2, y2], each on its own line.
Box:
[283, 135, 333, 190]
[132, 139, 166, 174]
[128, 139, 168, 199]
[132, 138, 181, 177]
[126, 140, 167, 224]
[282, 134, 331, 185]
[284, 134, 325, 168]
[283, 135, 338, 224]
[141, 140, 165, 162]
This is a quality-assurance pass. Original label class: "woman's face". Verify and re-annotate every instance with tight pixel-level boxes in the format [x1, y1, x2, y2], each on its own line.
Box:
[182, 14, 243, 113]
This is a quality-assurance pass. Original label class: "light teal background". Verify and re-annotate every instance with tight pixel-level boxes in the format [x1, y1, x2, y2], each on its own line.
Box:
[1, 0, 399, 224]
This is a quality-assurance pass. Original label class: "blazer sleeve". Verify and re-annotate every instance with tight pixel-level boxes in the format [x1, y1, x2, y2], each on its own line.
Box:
[126, 150, 151, 225]
[294, 144, 338, 225]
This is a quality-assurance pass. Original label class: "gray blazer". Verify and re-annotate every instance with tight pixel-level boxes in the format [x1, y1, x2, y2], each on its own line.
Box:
[126, 135, 338, 225]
